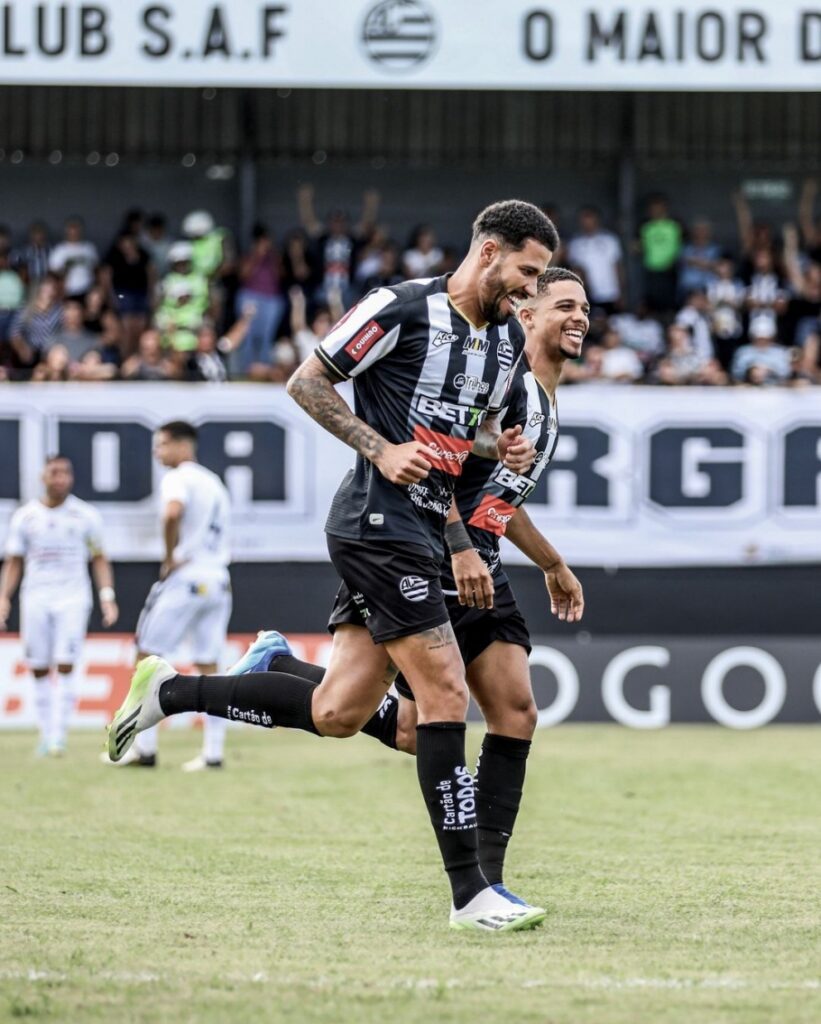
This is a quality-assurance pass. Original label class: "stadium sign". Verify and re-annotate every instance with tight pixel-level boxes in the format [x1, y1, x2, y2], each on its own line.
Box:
[0, 383, 819, 566]
[0, 633, 818, 729]
[0, 1, 817, 90]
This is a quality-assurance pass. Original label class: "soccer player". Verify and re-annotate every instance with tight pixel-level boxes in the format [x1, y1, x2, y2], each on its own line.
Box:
[108, 421, 232, 771]
[0, 455, 118, 755]
[110, 200, 557, 931]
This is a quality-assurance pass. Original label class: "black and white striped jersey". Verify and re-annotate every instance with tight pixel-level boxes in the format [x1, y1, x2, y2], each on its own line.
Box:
[315, 275, 525, 557]
[447, 354, 559, 582]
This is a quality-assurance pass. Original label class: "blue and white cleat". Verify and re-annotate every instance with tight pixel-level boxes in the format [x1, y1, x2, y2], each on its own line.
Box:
[492, 883, 545, 914]
[449, 886, 546, 932]
[227, 630, 292, 676]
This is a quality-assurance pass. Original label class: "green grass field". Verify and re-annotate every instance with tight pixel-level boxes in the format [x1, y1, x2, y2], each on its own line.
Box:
[1, 726, 820, 1023]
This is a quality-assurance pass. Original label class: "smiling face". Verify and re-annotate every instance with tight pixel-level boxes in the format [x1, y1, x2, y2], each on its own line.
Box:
[476, 237, 553, 326]
[519, 279, 590, 361]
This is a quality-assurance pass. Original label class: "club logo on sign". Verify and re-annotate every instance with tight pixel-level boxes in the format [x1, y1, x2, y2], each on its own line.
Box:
[399, 575, 430, 602]
[361, 0, 437, 72]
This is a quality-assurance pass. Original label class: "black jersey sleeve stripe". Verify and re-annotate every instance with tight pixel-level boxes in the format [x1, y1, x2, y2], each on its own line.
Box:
[314, 346, 350, 381]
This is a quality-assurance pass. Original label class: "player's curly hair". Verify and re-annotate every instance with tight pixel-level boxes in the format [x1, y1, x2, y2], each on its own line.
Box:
[472, 200, 559, 254]
[536, 267, 585, 294]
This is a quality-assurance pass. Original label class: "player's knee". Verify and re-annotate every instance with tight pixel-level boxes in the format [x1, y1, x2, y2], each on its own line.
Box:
[312, 702, 364, 739]
[489, 695, 538, 739]
[418, 674, 469, 721]
[395, 721, 417, 755]
[56, 664, 73, 675]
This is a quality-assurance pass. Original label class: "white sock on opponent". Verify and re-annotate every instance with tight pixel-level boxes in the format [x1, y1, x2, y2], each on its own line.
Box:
[32, 676, 52, 747]
[51, 669, 76, 749]
[202, 715, 227, 763]
[135, 723, 159, 757]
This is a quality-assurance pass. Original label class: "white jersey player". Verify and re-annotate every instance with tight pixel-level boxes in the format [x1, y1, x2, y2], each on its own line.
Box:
[0, 455, 118, 755]
[113, 420, 232, 771]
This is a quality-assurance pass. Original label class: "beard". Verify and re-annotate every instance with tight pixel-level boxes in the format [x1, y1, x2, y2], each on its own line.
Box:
[479, 269, 511, 326]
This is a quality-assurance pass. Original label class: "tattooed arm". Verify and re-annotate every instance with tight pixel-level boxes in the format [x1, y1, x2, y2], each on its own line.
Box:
[286, 354, 433, 485]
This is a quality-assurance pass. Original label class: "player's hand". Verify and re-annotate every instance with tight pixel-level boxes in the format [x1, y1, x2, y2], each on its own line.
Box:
[374, 442, 432, 485]
[0, 596, 10, 631]
[101, 599, 119, 628]
[451, 549, 494, 609]
[498, 425, 536, 473]
[545, 562, 584, 623]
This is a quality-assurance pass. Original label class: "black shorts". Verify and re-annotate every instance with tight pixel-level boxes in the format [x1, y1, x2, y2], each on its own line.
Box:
[326, 534, 450, 645]
[394, 574, 531, 700]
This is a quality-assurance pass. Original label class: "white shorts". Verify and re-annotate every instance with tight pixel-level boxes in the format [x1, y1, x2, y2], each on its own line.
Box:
[135, 571, 232, 664]
[21, 594, 91, 670]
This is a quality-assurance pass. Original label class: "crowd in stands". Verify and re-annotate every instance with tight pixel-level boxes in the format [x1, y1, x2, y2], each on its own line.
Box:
[0, 179, 819, 387]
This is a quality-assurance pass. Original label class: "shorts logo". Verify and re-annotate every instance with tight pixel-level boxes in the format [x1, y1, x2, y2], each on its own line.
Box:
[496, 339, 514, 371]
[463, 336, 489, 356]
[432, 330, 459, 347]
[468, 493, 518, 537]
[453, 372, 489, 395]
[399, 575, 430, 602]
[344, 320, 385, 362]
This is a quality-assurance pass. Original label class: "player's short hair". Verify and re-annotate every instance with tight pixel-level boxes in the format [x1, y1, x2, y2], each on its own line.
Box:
[535, 268, 585, 296]
[44, 453, 72, 468]
[472, 200, 559, 254]
[157, 420, 198, 443]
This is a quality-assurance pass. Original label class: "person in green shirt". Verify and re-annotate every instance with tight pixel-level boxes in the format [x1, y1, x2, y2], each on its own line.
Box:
[639, 195, 682, 313]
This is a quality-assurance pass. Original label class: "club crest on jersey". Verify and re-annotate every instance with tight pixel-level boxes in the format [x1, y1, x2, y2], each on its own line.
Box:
[432, 330, 459, 347]
[399, 575, 430, 602]
[344, 320, 384, 362]
[463, 336, 489, 356]
[496, 339, 514, 371]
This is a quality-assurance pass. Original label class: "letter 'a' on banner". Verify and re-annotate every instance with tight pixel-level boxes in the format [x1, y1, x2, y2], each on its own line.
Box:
[0, 1, 817, 91]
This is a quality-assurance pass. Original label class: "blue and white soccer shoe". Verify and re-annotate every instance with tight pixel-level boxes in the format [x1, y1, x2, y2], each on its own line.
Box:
[227, 630, 293, 676]
[449, 885, 546, 932]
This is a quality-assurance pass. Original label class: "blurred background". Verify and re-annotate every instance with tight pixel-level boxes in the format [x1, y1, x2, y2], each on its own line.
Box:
[0, 0, 819, 727]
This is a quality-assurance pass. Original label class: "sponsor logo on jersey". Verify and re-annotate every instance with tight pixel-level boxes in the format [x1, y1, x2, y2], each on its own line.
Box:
[492, 463, 536, 498]
[407, 483, 450, 517]
[453, 373, 490, 394]
[468, 493, 517, 536]
[413, 425, 472, 475]
[344, 320, 385, 361]
[529, 411, 546, 427]
[415, 394, 487, 427]
[496, 338, 514, 371]
[432, 330, 460, 347]
[399, 575, 430, 602]
[463, 336, 489, 356]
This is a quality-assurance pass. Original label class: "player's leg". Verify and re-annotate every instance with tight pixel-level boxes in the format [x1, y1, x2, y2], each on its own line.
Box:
[20, 597, 54, 755]
[49, 601, 91, 754]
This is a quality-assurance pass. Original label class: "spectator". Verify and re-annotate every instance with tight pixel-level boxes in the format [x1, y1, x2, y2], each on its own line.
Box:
[782, 225, 821, 348]
[562, 344, 606, 384]
[82, 284, 109, 334]
[142, 213, 173, 278]
[94, 309, 126, 370]
[655, 323, 727, 386]
[183, 209, 234, 328]
[121, 329, 175, 381]
[675, 290, 715, 365]
[48, 216, 98, 299]
[235, 224, 285, 375]
[354, 224, 391, 286]
[798, 178, 821, 265]
[678, 218, 721, 297]
[599, 326, 644, 382]
[297, 183, 380, 305]
[567, 206, 624, 314]
[731, 316, 793, 385]
[288, 285, 343, 363]
[12, 221, 51, 290]
[359, 241, 404, 296]
[185, 313, 254, 383]
[8, 277, 62, 374]
[46, 299, 97, 363]
[30, 343, 70, 382]
[103, 230, 152, 356]
[639, 195, 682, 312]
[706, 257, 746, 368]
[0, 247, 25, 344]
[156, 243, 209, 338]
[732, 189, 779, 280]
[403, 224, 443, 279]
[608, 301, 664, 368]
[281, 228, 319, 294]
[745, 249, 788, 330]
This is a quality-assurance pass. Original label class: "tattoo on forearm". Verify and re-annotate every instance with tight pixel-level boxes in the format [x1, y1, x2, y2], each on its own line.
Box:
[421, 622, 457, 651]
[289, 376, 386, 462]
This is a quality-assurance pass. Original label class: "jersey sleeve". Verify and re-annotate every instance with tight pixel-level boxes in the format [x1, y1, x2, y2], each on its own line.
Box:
[160, 471, 189, 508]
[314, 287, 403, 380]
[4, 508, 27, 557]
[85, 506, 105, 558]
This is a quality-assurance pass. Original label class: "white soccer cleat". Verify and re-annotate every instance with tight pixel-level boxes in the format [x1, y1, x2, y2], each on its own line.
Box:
[107, 656, 175, 763]
[181, 754, 223, 772]
[449, 885, 547, 932]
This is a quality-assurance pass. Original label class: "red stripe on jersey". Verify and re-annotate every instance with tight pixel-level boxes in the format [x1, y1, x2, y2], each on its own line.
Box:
[344, 320, 385, 362]
[468, 493, 517, 536]
[413, 426, 472, 477]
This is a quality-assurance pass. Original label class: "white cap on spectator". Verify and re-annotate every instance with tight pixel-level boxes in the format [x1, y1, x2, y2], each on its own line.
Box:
[168, 241, 194, 264]
[749, 314, 776, 340]
[182, 210, 215, 238]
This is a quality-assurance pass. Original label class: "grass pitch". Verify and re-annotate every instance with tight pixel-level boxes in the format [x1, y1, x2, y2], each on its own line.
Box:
[1, 726, 820, 1023]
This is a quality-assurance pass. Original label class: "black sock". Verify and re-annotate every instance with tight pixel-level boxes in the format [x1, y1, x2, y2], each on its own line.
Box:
[269, 654, 326, 685]
[416, 722, 487, 909]
[158, 672, 320, 734]
[475, 733, 531, 886]
[359, 694, 398, 749]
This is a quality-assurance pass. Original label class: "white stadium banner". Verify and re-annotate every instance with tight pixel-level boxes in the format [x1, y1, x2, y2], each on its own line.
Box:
[0, 0, 818, 90]
[1, 383, 820, 568]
